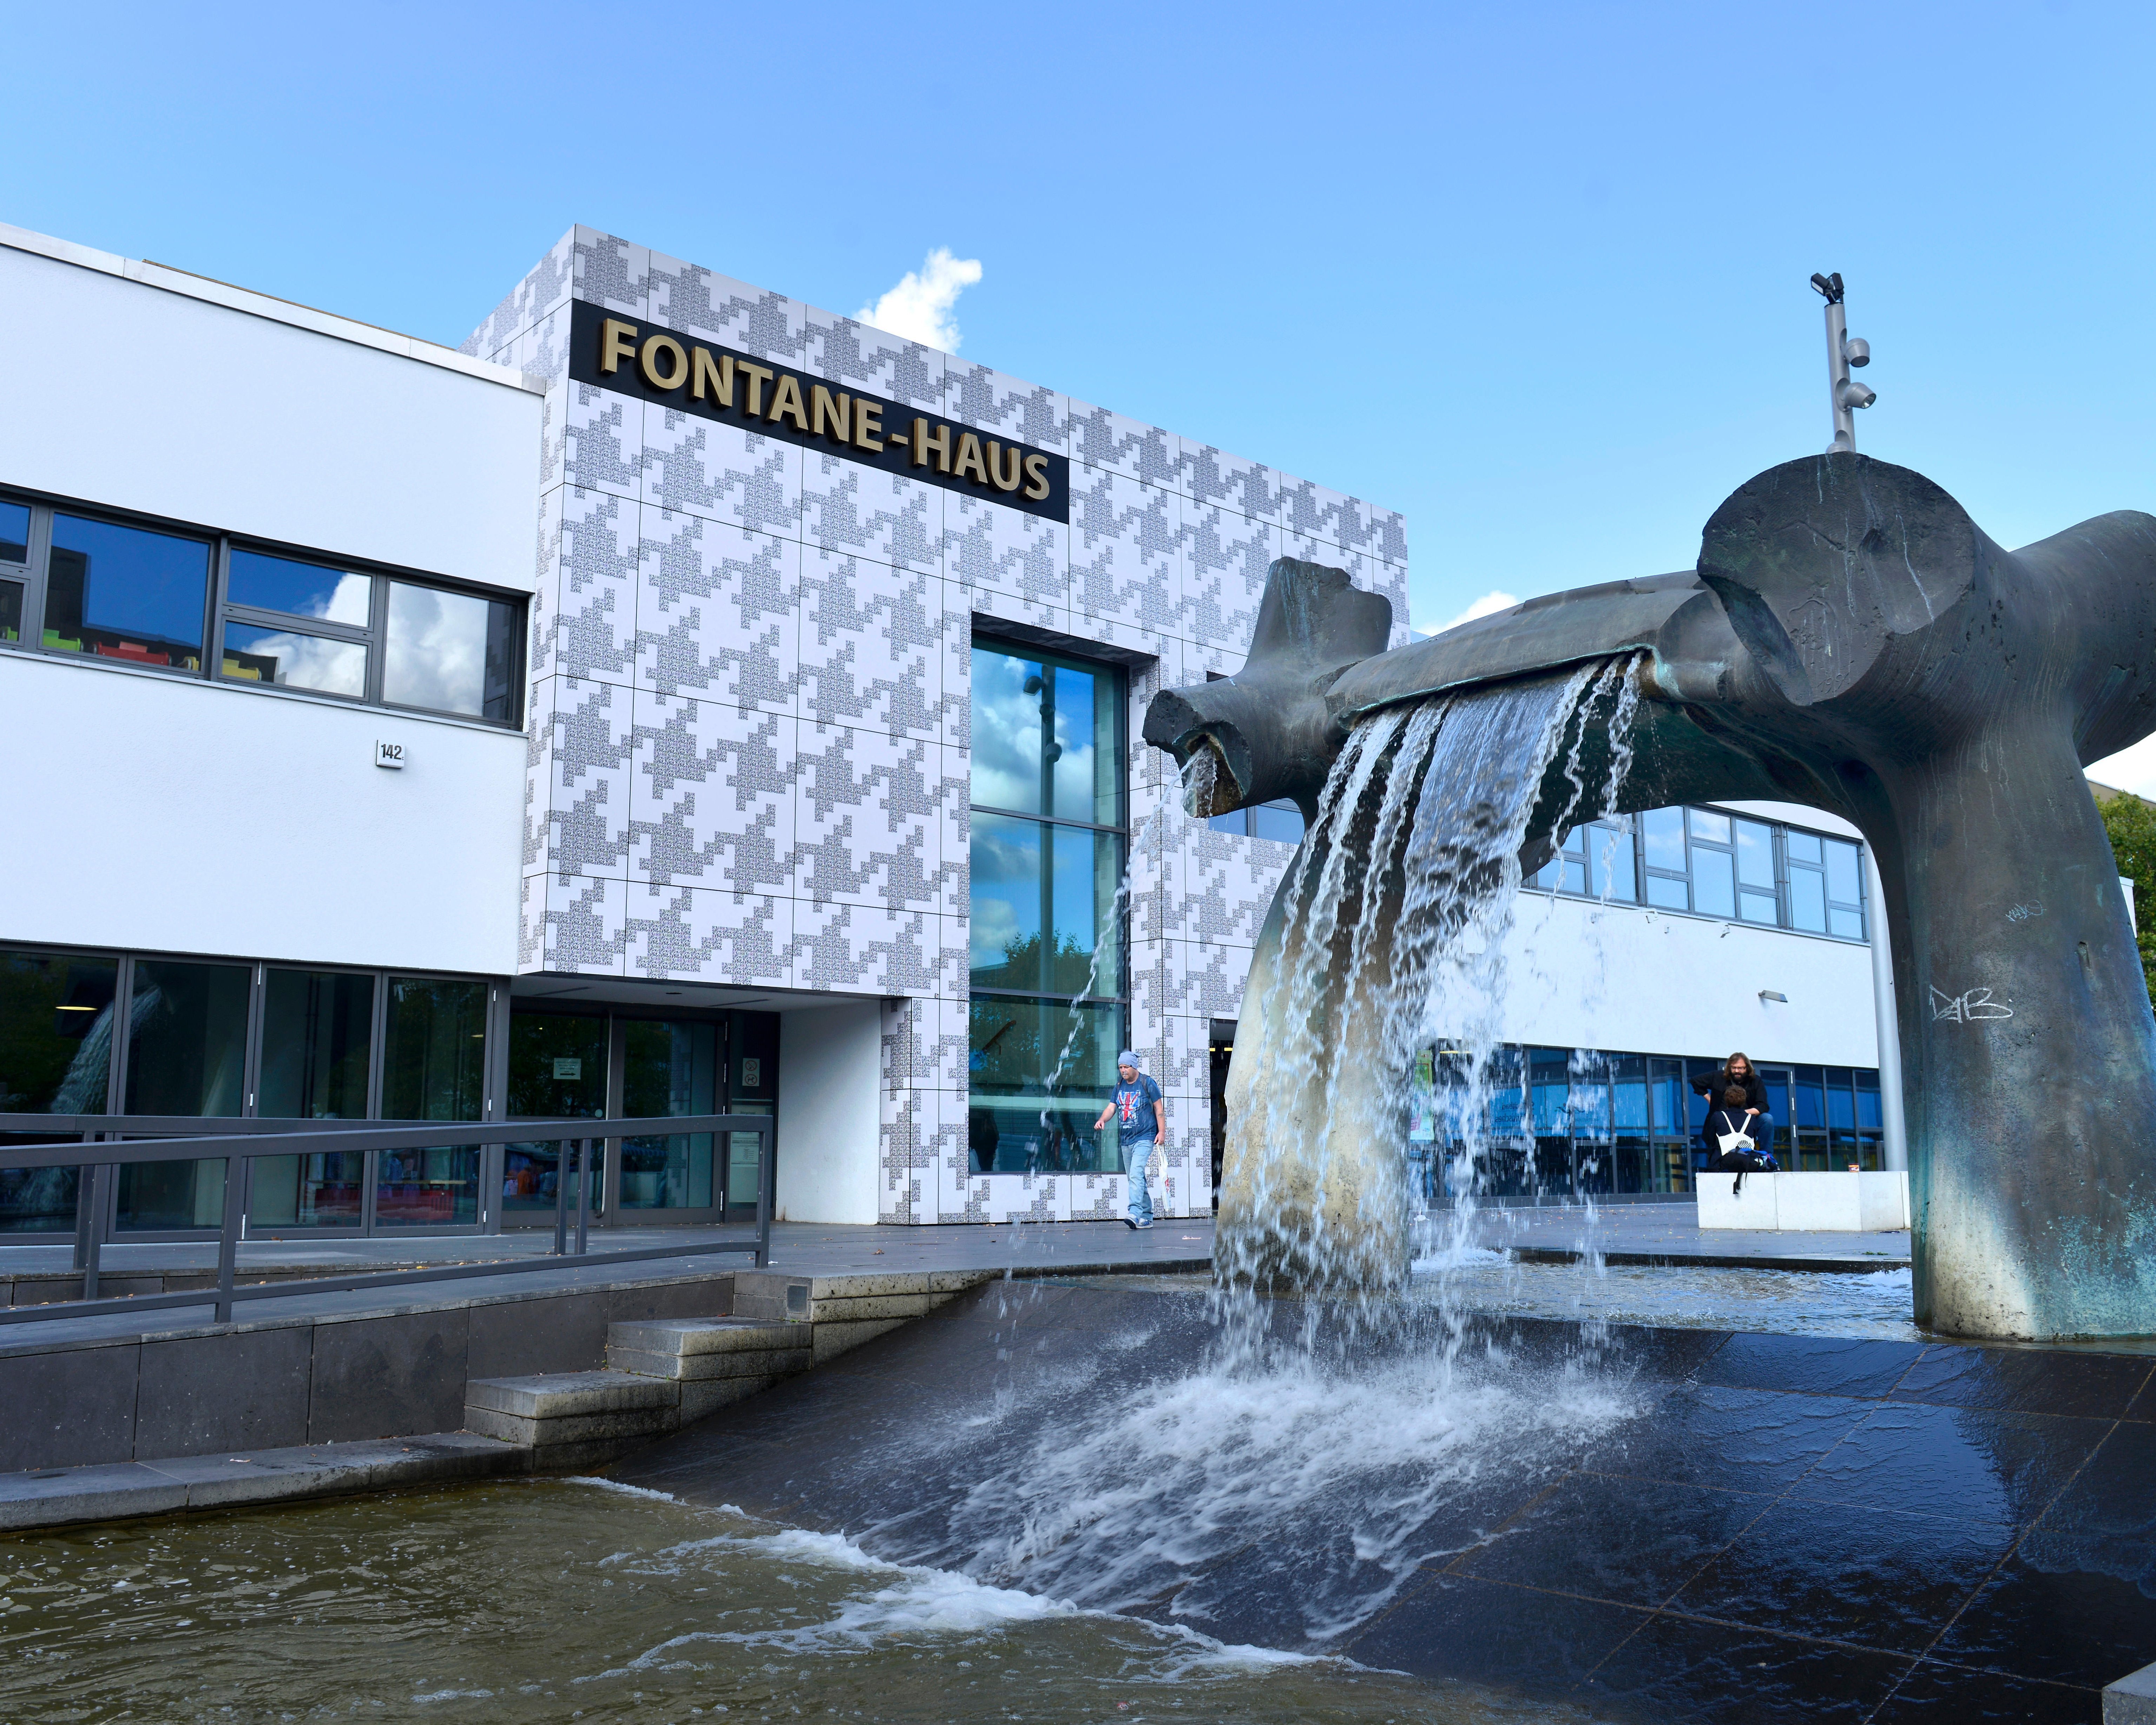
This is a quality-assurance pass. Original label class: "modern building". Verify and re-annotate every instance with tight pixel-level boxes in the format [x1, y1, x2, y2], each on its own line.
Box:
[0, 219, 1888, 1247]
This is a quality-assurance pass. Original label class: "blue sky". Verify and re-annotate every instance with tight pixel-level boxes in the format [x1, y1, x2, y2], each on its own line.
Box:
[6, 3, 2152, 652]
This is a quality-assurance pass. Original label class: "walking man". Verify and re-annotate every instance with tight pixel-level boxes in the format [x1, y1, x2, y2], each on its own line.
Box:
[1096, 1049, 1165, 1230]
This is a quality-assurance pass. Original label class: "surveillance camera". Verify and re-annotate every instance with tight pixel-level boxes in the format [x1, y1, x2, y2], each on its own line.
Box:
[1838, 380, 1877, 410]
[1843, 336, 1870, 368]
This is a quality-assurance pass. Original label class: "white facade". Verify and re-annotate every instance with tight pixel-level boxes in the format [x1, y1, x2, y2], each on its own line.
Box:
[0, 225, 543, 984]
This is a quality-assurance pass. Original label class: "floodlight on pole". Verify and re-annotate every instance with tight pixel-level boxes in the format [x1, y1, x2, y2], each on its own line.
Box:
[1810, 271, 1875, 452]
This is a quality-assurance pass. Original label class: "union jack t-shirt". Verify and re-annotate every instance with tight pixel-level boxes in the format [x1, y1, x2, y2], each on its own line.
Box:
[1112, 1074, 1162, 1148]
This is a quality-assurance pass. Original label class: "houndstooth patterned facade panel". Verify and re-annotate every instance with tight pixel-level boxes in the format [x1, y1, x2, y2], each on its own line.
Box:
[945, 361, 1067, 453]
[804, 307, 944, 412]
[1067, 467, 1183, 637]
[502, 227, 1406, 1222]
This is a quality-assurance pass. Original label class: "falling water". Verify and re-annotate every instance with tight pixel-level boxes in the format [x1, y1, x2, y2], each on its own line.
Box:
[1211, 655, 1647, 1312]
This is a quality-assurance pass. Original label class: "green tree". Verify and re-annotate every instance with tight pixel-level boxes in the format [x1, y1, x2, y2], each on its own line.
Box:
[2098, 789, 2156, 1003]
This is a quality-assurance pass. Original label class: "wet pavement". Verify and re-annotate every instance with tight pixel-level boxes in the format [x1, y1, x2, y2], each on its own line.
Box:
[615, 1278, 2149, 1724]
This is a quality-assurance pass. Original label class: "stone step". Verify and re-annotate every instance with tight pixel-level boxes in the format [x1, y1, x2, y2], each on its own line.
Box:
[606, 1316, 813, 1384]
[609, 1316, 809, 1357]
[462, 1366, 784, 1465]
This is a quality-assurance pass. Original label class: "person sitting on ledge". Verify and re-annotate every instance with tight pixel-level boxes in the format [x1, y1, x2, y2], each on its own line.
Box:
[1704, 1084, 1779, 1191]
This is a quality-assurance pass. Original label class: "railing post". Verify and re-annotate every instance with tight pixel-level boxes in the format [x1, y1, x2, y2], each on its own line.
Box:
[212, 1154, 244, 1324]
[80, 1154, 107, 1301]
[574, 1137, 591, 1257]
[755, 1124, 771, 1268]
[552, 1138, 570, 1256]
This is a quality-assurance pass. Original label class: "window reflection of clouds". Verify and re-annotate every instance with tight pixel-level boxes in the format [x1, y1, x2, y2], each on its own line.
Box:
[970, 652, 1043, 813]
[385, 583, 492, 716]
[1051, 665, 1097, 819]
[223, 624, 367, 696]
[969, 652, 1106, 820]
[228, 550, 372, 626]
[968, 814, 1040, 971]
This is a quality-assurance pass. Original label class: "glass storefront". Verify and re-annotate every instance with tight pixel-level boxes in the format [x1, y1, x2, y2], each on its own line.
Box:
[116, 958, 250, 1230]
[376, 977, 487, 1227]
[0, 946, 507, 1238]
[500, 1005, 780, 1227]
[966, 639, 1128, 1174]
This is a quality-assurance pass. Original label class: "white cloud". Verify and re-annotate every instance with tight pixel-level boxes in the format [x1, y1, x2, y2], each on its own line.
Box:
[855, 248, 982, 353]
[1435, 590, 1521, 635]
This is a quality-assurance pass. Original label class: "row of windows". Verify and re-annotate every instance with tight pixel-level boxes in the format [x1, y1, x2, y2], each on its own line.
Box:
[1529, 806, 1869, 940]
[0, 948, 784, 1237]
[1407, 1045, 1886, 1196]
[0, 491, 524, 726]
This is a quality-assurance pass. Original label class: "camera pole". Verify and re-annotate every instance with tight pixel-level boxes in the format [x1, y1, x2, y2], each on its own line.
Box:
[1810, 271, 1875, 453]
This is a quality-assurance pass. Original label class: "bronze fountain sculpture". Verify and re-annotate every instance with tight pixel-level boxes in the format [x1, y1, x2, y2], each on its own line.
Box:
[1145, 279, 2156, 1342]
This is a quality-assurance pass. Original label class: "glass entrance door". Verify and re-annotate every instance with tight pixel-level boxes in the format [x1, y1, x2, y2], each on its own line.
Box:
[504, 1011, 607, 1221]
[618, 1019, 719, 1216]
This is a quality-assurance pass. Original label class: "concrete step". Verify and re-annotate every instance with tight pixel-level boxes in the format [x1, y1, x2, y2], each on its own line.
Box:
[462, 1364, 787, 1468]
[730, 1268, 994, 1361]
[606, 1317, 811, 1381]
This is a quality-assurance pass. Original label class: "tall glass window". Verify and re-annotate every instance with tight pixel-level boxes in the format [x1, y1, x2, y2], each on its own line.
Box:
[968, 641, 1126, 1174]
[378, 977, 487, 1226]
[117, 959, 251, 1229]
[249, 970, 374, 1229]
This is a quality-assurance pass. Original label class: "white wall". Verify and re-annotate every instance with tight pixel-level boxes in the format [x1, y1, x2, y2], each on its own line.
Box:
[0, 239, 541, 593]
[776, 1002, 883, 1224]
[1, 652, 523, 974]
[1475, 892, 1882, 1067]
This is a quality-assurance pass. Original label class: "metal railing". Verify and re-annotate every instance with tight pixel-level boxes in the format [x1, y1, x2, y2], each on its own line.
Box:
[0, 1114, 772, 1327]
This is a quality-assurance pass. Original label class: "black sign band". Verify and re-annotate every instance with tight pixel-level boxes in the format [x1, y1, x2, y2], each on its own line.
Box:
[567, 298, 1069, 523]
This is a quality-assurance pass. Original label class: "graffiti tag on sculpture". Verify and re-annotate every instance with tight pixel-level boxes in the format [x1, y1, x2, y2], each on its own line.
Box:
[1930, 985, 2013, 1023]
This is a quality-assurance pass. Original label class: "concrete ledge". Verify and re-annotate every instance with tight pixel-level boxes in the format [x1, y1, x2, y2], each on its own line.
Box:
[679, 1376, 778, 1419]
[2108, 1659, 2156, 1722]
[0, 1432, 524, 1532]
[1696, 1171, 1911, 1232]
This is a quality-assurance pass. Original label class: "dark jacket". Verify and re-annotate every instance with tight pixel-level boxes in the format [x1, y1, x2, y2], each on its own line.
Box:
[1692, 1066, 1769, 1116]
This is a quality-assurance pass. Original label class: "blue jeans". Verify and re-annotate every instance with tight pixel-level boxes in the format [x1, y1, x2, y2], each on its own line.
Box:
[1126, 1141, 1157, 1222]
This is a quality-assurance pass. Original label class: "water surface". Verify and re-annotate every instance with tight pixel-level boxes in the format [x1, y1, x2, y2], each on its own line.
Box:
[0, 1478, 1615, 1725]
